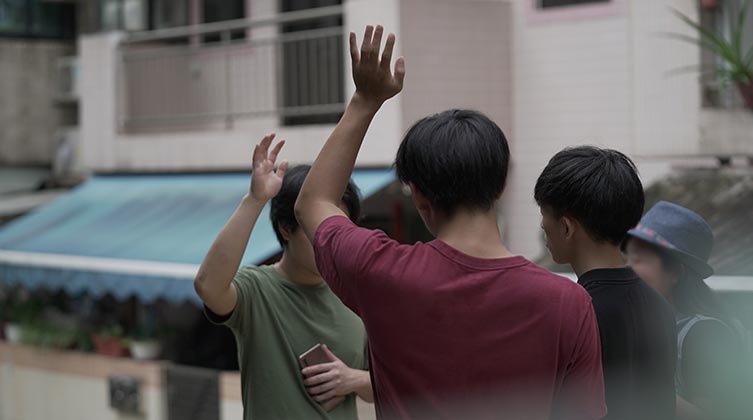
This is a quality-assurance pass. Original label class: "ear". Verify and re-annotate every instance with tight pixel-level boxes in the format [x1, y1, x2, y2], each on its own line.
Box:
[561, 216, 577, 240]
[409, 183, 432, 213]
[278, 225, 292, 242]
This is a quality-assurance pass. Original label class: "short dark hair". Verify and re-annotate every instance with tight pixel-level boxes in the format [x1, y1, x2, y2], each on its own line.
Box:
[395, 109, 510, 215]
[270, 165, 361, 247]
[534, 146, 644, 245]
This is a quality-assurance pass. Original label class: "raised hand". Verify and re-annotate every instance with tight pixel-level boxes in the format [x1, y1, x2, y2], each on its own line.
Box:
[250, 133, 288, 202]
[350, 25, 406, 107]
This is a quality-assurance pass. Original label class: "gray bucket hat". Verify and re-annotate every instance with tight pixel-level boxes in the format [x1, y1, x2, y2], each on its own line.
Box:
[627, 201, 714, 279]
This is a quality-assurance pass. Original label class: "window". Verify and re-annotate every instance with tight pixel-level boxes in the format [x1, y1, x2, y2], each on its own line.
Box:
[101, 0, 148, 31]
[0, 0, 75, 39]
[152, 0, 188, 30]
[528, 0, 623, 24]
[700, 0, 753, 108]
[280, 0, 344, 126]
[539, 0, 609, 9]
[201, 0, 244, 43]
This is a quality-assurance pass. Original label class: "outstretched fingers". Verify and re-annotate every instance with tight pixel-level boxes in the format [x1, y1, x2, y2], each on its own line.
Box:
[371, 25, 384, 63]
[268, 139, 285, 164]
[360, 25, 374, 65]
[381, 33, 396, 70]
[275, 160, 288, 179]
[258, 133, 275, 159]
[394, 56, 406, 88]
[349, 32, 359, 64]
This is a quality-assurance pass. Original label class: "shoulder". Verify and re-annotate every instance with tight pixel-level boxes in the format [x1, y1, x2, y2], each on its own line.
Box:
[235, 264, 265, 282]
[517, 262, 593, 311]
[523, 262, 588, 296]
[683, 316, 737, 350]
[234, 265, 280, 291]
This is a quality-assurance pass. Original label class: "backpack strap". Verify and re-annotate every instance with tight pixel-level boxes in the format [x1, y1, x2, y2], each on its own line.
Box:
[675, 314, 733, 396]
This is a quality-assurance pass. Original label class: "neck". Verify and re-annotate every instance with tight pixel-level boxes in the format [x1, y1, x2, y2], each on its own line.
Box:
[275, 252, 323, 286]
[436, 208, 513, 259]
[571, 241, 626, 278]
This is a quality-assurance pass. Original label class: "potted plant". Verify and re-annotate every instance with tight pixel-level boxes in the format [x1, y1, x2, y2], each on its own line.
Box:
[673, 0, 753, 110]
[92, 324, 129, 357]
[128, 326, 162, 361]
[3, 298, 40, 344]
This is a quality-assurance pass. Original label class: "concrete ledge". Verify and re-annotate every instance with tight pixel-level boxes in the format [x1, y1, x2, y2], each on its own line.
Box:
[700, 109, 753, 156]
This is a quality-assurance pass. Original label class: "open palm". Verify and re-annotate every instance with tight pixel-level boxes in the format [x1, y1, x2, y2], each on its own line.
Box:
[350, 25, 405, 106]
[250, 133, 288, 201]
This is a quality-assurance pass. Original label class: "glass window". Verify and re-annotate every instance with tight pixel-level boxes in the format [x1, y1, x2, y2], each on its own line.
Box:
[539, 0, 609, 8]
[152, 0, 188, 30]
[0, 0, 75, 39]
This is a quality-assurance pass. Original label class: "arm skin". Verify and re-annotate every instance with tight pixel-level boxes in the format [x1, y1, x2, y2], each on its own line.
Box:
[294, 25, 405, 242]
[194, 134, 287, 316]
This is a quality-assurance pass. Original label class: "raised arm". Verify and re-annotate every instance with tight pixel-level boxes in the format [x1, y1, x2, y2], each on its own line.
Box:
[194, 134, 287, 316]
[294, 25, 405, 240]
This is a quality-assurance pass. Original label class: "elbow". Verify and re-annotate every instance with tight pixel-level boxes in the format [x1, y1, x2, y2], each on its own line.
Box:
[193, 273, 210, 301]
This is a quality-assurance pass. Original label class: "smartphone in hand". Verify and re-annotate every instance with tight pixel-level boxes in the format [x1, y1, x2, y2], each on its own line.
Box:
[299, 343, 331, 368]
[299, 343, 345, 411]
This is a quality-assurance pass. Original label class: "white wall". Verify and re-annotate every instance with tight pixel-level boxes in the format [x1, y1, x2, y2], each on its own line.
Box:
[503, 0, 701, 259]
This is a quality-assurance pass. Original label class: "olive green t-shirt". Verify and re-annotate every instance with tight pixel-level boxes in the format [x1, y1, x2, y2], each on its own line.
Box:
[206, 265, 369, 420]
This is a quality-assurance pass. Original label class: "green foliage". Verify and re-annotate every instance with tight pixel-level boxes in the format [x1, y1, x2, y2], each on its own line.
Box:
[672, 0, 753, 85]
[19, 320, 81, 350]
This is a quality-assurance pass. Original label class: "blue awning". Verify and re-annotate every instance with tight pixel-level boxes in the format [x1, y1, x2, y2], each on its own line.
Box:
[0, 170, 395, 306]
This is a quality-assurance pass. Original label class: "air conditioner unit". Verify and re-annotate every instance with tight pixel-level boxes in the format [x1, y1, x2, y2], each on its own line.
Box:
[56, 56, 79, 102]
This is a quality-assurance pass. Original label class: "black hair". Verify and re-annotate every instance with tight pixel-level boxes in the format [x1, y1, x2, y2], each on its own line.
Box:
[270, 165, 361, 247]
[534, 146, 644, 245]
[654, 247, 733, 323]
[394, 109, 510, 215]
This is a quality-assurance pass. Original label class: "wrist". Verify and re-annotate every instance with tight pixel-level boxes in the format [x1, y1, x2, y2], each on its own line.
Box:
[350, 92, 383, 115]
[241, 193, 269, 209]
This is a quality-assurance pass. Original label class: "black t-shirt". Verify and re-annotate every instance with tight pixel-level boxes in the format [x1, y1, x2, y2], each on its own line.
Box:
[579, 267, 677, 420]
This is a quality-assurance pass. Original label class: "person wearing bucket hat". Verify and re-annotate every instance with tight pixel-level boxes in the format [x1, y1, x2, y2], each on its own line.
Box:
[535, 146, 677, 420]
[625, 201, 750, 420]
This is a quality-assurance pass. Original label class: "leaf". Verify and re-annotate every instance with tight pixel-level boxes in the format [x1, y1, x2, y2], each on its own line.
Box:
[730, 0, 751, 61]
[670, 4, 752, 83]
[661, 32, 719, 53]
[666, 64, 719, 78]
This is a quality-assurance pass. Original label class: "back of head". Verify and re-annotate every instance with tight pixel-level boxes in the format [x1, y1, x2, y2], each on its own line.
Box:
[395, 109, 510, 216]
[534, 146, 644, 245]
[271, 165, 361, 247]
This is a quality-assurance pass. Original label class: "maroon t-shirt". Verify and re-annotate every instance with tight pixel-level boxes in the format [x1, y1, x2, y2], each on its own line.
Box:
[314, 216, 606, 420]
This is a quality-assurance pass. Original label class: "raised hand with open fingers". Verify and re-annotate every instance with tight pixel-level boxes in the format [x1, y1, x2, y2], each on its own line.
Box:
[250, 133, 288, 202]
[350, 25, 405, 107]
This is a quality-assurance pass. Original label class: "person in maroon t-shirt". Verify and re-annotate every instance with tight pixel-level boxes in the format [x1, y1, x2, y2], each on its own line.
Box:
[294, 25, 606, 420]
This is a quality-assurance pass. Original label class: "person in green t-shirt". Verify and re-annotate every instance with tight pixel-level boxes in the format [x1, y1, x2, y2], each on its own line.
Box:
[195, 134, 372, 420]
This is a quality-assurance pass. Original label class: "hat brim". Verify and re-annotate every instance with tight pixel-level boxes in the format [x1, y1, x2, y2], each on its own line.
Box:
[627, 228, 714, 279]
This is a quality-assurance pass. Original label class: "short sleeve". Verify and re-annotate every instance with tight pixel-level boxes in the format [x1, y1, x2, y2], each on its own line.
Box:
[552, 294, 607, 420]
[313, 215, 399, 314]
[203, 266, 258, 331]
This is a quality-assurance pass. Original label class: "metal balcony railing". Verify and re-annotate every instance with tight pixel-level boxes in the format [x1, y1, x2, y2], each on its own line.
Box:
[117, 5, 345, 133]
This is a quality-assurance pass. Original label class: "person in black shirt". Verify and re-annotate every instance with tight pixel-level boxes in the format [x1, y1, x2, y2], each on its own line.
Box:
[535, 146, 676, 420]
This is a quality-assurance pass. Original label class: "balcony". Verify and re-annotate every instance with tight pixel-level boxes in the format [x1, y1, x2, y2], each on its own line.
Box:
[116, 5, 346, 134]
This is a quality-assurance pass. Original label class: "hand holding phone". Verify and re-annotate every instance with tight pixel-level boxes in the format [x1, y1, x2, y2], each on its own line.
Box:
[299, 344, 346, 411]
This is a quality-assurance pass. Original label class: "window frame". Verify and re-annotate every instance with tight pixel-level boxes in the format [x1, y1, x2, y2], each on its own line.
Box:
[0, 0, 76, 40]
[527, 0, 625, 25]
